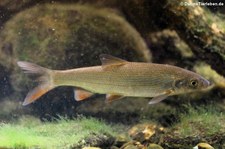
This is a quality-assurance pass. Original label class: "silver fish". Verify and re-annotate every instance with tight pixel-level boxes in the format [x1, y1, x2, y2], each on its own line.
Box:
[17, 54, 210, 105]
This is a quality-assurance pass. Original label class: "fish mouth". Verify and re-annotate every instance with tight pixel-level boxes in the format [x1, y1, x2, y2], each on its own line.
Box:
[203, 79, 211, 88]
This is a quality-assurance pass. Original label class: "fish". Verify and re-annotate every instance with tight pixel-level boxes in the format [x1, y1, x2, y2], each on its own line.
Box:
[17, 54, 210, 106]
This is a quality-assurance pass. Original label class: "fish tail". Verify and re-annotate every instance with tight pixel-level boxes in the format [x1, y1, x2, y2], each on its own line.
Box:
[17, 61, 56, 106]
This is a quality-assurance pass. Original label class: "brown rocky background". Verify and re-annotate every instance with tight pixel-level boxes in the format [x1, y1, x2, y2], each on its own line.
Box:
[0, 0, 224, 148]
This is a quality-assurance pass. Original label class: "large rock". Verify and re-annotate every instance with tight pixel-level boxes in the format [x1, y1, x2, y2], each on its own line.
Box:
[0, 0, 32, 11]
[0, 3, 151, 118]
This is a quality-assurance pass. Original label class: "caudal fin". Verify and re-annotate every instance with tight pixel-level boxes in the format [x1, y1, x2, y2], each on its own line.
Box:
[17, 61, 55, 106]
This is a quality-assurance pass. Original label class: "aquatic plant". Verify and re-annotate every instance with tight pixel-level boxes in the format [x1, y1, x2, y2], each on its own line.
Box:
[0, 116, 119, 148]
[173, 105, 224, 137]
[161, 105, 225, 148]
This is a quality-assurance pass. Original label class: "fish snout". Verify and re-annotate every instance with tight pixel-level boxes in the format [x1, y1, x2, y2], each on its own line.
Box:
[202, 79, 211, 88]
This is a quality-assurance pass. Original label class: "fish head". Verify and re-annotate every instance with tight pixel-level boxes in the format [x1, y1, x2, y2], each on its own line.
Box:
[172, 72, 211, 94]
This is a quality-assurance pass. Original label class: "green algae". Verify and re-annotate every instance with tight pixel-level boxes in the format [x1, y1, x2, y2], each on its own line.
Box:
[172, 105, 224, 137]
[0, 116, 119, 149]
[161, 105, 225, 149]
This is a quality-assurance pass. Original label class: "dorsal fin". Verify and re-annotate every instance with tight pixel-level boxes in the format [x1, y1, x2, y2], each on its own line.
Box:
[99, 54, 127, 69]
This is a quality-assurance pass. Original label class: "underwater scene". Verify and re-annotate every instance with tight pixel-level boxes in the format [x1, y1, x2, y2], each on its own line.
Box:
[0, 0, 224, 149]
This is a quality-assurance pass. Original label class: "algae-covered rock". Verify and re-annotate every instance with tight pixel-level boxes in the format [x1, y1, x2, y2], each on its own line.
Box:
[1, 4, 151, 62]
[122, 144, 138, 149]
[0, 3, 151, 88]
[148, 144, 164, 149]
[161, 105, 225, 149]
[128, 122, 165, 143]
[120, 141, 144, 149]
[193, 143, 214, 149]
[0, 64, 12, 99]
[114, 134, 131, 148]
[0, 3, 151, 117]
[82, 147, 101, 149]
[0, 0, 32, 11]
[146, 29, 193, 63]
[194, 62, 225, 89]
[75, 133, 115, 149]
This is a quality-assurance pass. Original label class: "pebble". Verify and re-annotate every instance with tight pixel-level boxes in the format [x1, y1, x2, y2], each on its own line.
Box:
[193, 143, 214, 149]
[82, 147, 101, 149]
[147, 143, 164, 149]
[128, 123, 164, 142]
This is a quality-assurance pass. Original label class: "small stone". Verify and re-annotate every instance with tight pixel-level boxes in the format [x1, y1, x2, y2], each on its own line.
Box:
[193, 143, 214, 149]
[110, 146, 120, 149]
[147, 143, 164, 149]
[128, 123, 164, 142]
[74, 133, 115, 149]
[123, 144, 138, 149]
[82, 147, 101, 149]
[120, 141, 141, 149]
[114, 134, 131, 147]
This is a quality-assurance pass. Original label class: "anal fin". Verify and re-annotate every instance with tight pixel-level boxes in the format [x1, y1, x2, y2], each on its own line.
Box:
[105, 94, 124, 103]
[74, 89, 94, 101]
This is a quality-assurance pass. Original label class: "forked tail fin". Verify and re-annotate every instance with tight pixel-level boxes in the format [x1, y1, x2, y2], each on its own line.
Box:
[17, 61, 55, 106]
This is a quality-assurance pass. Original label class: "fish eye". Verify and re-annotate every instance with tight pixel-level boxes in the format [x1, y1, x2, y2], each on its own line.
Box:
[190, 79, 198, 88]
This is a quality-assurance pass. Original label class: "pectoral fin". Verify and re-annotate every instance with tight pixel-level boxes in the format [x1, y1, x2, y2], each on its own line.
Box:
[148, 94, 168, 104]
[74, 89, 94, 101]
[148, 90, 173, 104]
[105, 94, 124, 103]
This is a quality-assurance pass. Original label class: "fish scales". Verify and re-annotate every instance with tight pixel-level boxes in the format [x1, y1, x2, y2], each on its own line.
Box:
[53, 62, 187, 97]
[17, 54, 210, 105]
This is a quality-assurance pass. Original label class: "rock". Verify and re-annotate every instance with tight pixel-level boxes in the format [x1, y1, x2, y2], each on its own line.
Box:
[0, 3, 151, 118]
[0, 0, 120, 12]
[0, 0, 33, 11]
[120, 141, 143, 149]
[128, 123, 165, 143]
[110, 146, 120, 149]
[114, 134, 131, 147]
[123, 144, 138, 149]
[82, 147, 101, 149]
[0, 0, 31, 27]
[0, 98, 20, 120]
[161, 133, 225, 149]
[74, 133, 115, 149]
[193, 143, 214, 149]
[160, 105, 225, 149]
[194, 62, 225, 89]
[147, 144, 164, 149]
[146, 29, 193, 64]
[2, 4, 151, 89]
[0, 64, 12, 99]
